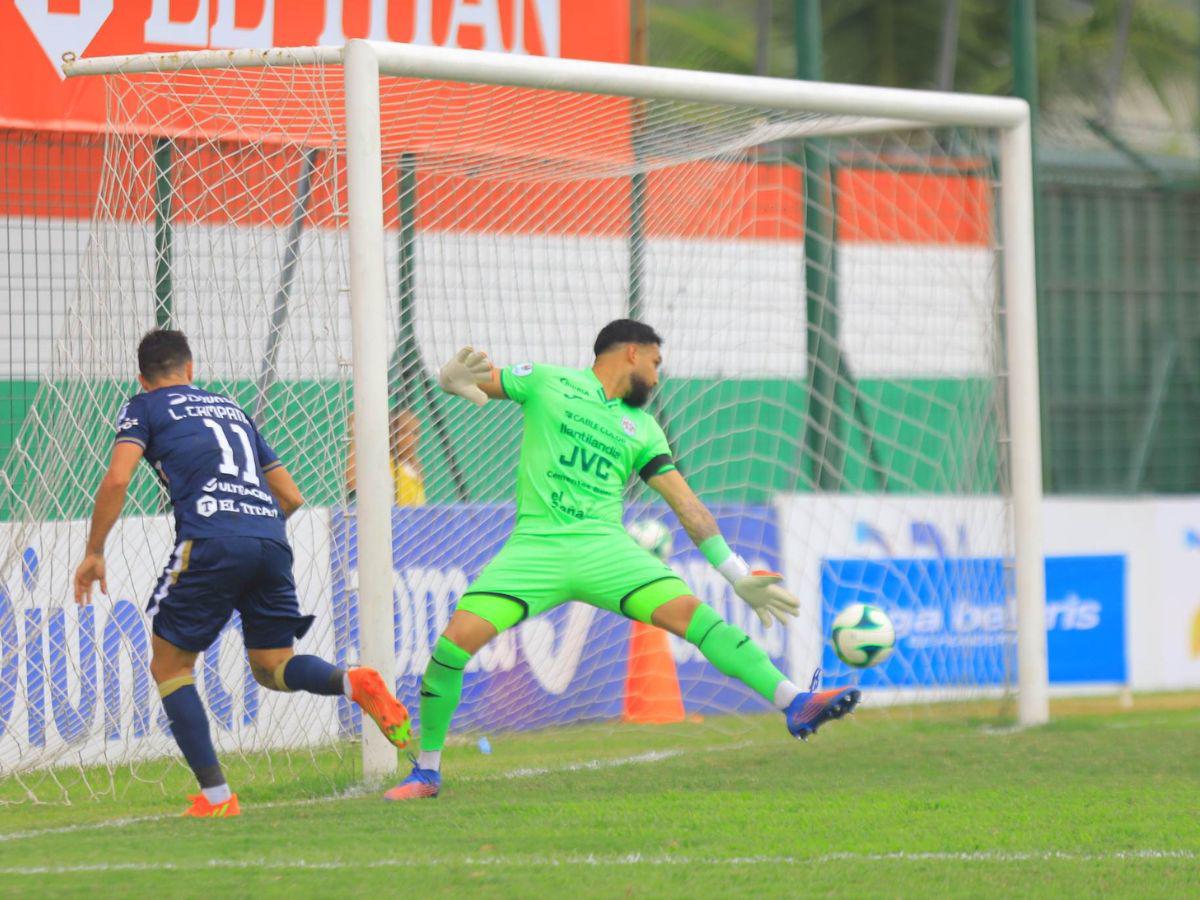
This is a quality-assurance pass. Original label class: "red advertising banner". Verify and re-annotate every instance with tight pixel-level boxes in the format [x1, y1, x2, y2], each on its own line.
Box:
[0, 1, 630, 131]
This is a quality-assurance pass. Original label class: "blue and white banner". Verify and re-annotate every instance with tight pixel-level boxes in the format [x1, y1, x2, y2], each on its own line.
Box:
[0, 512, 339, 772]
[820, 554, 1126, 686]
[329, 503, 785, 736]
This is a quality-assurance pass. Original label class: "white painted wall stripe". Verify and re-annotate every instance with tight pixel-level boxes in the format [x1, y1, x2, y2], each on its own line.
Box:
[2, 218, 997, 383]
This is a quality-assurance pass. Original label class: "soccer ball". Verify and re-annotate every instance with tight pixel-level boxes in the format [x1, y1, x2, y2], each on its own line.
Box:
[831, 603, 896, 668]
[627, 518, 674, 562]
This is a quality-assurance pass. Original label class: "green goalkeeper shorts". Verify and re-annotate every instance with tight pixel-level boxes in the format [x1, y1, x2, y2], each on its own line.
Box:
[458, 529, 692, 632]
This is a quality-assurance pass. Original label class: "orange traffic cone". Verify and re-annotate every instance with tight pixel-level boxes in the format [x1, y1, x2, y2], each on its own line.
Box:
[622, 621, 685, 724]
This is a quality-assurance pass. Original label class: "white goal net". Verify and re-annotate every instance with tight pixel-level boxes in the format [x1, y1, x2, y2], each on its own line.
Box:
[0, 45, 1042, 803]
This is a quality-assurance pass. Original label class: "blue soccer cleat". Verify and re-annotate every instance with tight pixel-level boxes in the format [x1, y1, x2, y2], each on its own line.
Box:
[785, 687, 861, 741]
[383, 759, 441, 801]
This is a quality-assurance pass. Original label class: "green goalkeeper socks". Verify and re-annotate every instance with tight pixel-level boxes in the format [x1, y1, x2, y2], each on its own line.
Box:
[685, 603, 787, 704]
[419, 610, 787, 752]
[418, 636, 473, 752]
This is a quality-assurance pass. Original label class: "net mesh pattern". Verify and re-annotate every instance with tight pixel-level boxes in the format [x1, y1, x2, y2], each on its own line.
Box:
[0, 59, 1011, 802]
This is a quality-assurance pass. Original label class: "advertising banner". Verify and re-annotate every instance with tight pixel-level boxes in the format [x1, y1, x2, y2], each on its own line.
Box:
[776, 495, 1009, 685]
[779, 496, 1127, 690]
[2, 499, 782, 775]
[10, 493, 1176, 778]
[2, 1, 630, 131]
[0, 510, 337, 773]
[819, 554, 1126, 687]
[1042, 555, 1126, 683]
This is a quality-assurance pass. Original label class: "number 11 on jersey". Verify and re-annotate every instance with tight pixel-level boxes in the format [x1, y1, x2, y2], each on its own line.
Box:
[202, 419, 261, 485]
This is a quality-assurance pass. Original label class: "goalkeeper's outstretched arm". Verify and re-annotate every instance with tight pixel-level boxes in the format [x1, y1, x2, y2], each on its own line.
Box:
[437, 347, 508, 405]
[648, 469, 799, 628]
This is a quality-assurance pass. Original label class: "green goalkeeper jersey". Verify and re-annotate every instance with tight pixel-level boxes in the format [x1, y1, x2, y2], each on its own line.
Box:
[498, 363, 676, 534]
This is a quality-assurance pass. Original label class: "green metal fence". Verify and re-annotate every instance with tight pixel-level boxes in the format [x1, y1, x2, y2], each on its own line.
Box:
[1039, 152, 1200, 493]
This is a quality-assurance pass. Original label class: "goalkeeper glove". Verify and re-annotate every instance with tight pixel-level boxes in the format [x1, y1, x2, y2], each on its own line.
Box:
[731, 570, 800, 629]
[438, 347, 492, 406]
[700, 535, 799, 629]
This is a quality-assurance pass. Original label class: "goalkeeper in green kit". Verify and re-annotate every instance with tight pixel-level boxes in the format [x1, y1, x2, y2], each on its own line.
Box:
[384, 320, 859, 800]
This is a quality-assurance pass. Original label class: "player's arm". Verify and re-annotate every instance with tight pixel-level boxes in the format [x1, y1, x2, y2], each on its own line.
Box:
[648, 468, 799, 628]
[646, 469, 717, 544]
[438, 347, 508, 404]
[73, 442, 144, 605]
[264, 465, 304, 518]
[250, 422, 302, 517]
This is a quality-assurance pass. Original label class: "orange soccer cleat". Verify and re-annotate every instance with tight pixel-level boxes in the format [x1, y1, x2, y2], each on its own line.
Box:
[182, 793, 241, 818]
[347, 666, 412, 748]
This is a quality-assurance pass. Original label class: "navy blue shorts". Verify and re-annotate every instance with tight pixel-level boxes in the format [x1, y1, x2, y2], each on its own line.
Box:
[147, 537, 315, 652]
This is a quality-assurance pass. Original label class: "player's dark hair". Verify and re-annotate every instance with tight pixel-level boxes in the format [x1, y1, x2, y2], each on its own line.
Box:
[593, 319, 662, 357]
[137, 329, 192, 382]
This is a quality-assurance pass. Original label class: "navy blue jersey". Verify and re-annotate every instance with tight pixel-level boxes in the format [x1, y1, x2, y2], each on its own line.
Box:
[114, 386, 288, 543]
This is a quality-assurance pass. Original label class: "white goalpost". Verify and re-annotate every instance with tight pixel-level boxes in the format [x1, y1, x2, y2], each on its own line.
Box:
[1, 40, 1044, 799]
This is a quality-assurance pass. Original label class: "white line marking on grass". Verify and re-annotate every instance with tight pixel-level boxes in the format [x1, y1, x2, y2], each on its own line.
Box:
[1100, 714, 1200, 729]
[810, 850, 1198, 863]
[0, 742, 753, 845]
[0, 813, 168, 844]
[0, 787, 373, 845]
[0, 849, 1195, 876]
[460, 742, 755, 782]
[461, 749, 682, 781]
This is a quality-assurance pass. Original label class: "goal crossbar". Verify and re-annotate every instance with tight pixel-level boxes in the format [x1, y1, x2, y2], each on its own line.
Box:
[62, 41, 1028, 129]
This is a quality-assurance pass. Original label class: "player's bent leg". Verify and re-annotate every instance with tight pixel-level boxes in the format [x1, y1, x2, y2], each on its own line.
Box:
[239, 539, 409, 748]
[625, 584, 795, 705]
[643, 592, 699, 634]
[677, 601, 792, 703]
[150, 636, 239, 818]
[422, 609, 500, 759]
[385, 605, 509, 802]
[246, 646, 412, 749]
[386, 530, 560, 801]
[250, 646, 345, 699]
[649, 596, 795, 704]
[649, 596, 859, 740]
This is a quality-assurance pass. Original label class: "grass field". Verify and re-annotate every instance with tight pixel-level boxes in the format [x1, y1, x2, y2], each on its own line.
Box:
[2, 693, 1198, 897]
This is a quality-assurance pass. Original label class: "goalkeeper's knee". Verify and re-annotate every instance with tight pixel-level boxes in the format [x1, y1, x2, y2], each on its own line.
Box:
[421, 635, 473, 694]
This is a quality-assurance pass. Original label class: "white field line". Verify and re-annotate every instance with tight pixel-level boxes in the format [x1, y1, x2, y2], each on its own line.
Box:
[460, 747, 691, 781]
[0, 786, 369, 845]
[0, 849, 1195, 877]
[0, 742, 751, 845]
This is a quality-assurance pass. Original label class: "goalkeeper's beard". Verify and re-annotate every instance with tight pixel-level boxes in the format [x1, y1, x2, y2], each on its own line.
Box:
[624, 374, 654, 408]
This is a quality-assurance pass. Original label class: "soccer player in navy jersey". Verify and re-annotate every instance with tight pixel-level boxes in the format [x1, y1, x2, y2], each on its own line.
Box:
[73, 329, 410, 817]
